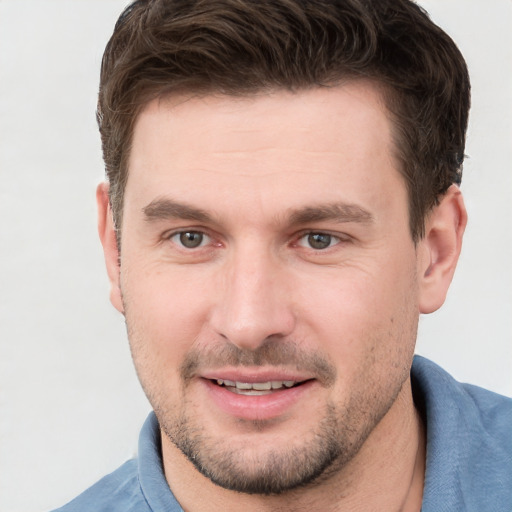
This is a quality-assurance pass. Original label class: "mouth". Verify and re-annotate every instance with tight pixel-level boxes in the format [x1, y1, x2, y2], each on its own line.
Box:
[210, 378, 306, 396]
[202, 373, 316, 421]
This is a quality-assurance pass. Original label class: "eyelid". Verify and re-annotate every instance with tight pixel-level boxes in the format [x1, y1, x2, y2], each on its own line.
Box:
[163, 227, 215, 248]
[298, 232, 338, 247]
[174, 231, 211, 248]
[293, 229, 353, 251]
[161, 227, 351, 251]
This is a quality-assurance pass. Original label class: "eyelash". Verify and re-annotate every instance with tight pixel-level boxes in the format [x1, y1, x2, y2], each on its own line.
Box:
[165, 229, 348, 252]
[167, 230, 213, 249]
[295, 232, 344, 251]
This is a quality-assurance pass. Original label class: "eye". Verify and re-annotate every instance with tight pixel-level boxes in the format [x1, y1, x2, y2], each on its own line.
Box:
[170, 231, 211, 249]
[298, 232, 340, 250]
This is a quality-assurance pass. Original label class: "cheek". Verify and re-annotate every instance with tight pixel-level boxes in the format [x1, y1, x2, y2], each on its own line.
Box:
[296, 259, 419, 373]
[121, 264, 213, 374]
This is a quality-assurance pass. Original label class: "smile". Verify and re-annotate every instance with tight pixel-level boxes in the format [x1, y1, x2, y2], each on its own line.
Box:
[212, 379, 302, 396]
[203, 376, 315, 420]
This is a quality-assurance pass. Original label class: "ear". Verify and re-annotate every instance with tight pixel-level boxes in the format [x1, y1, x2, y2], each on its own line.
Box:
[97, 182, 124, 314]
[417, 184, 467, 314]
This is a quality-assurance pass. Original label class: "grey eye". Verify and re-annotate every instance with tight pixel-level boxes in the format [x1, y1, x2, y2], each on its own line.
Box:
[307, 233, 333, 250]
[174, 231, 207, 248]
[297, 232, 340, 250]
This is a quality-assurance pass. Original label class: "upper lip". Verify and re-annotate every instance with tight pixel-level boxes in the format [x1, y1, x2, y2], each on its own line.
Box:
[200, 368, 314, 384]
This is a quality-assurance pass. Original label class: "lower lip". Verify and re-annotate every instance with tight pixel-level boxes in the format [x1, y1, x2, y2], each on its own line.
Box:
[202, 379, 315, 421]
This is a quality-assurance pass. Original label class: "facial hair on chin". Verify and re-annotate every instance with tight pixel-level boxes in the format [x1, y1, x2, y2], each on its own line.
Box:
[148, 340, 405, 496]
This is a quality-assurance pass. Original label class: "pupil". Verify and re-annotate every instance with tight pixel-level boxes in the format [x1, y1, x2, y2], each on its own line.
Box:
[308, 233, 331, 249]
[180, 231, 203, 248]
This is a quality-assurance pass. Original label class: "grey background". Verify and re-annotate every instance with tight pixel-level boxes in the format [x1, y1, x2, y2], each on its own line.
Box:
[1, 1, 511, 510]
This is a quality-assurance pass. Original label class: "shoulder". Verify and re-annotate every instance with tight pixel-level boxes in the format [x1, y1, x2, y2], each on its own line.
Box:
[52, 413, 183, 512]
[412, 356, 512, 511]
[51, 459, 150, 512]
[461, 380, 512, 425]
[412, 354, 512, 428]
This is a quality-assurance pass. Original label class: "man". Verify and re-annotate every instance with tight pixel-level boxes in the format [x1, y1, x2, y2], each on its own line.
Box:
[54, 0, 512, 510]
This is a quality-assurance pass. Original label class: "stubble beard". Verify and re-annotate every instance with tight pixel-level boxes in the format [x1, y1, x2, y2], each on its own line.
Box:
[142, 341, 407, 496]
[161, 401, 346, 495]
[123, 292, 415, 497]
[156, 384, 402, 496]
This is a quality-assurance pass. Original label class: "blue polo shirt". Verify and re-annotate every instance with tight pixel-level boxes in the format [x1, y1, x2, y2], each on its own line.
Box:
[53, 356, 512, 511]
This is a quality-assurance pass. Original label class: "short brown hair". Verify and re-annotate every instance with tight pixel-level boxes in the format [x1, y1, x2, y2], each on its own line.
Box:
[98, 0, 470, 241]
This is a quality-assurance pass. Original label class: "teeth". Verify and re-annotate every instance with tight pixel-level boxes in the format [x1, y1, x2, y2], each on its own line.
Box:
[252, 382, 272, 391]
[215, 379, 298, 391]
[216, 379, 236, 386]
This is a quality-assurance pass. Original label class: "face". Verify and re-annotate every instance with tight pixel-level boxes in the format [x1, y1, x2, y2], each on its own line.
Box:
[111, 84, 424, 494]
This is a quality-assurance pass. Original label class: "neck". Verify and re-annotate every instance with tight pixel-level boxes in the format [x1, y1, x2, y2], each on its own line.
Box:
[162, 377, 425, 512]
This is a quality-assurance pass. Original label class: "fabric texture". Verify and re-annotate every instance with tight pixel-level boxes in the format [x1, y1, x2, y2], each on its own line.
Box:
[53, 356, 512, 511]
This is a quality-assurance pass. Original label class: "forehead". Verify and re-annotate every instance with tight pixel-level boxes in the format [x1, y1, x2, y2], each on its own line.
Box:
[134, 82, 391, 156]
[125, 83, 404, 222]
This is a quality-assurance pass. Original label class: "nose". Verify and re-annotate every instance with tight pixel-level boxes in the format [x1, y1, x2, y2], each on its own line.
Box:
[210, 245, 296, 351]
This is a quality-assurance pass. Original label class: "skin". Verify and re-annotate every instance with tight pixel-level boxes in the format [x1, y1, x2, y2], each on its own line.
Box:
[98, 82, 466, 511]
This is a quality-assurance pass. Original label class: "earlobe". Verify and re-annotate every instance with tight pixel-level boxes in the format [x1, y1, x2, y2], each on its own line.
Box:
[418, 184, 467, 314]
[97, 182, 124, 314]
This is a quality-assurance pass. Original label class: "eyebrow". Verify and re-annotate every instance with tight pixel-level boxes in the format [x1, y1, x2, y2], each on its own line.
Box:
[288, 203, 374, 226]
[143, 198, 211, 223]
[142, 198, 374, 226]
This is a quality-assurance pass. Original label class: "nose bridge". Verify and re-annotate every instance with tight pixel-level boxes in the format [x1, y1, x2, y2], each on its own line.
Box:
[211, 240, 295, 350]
